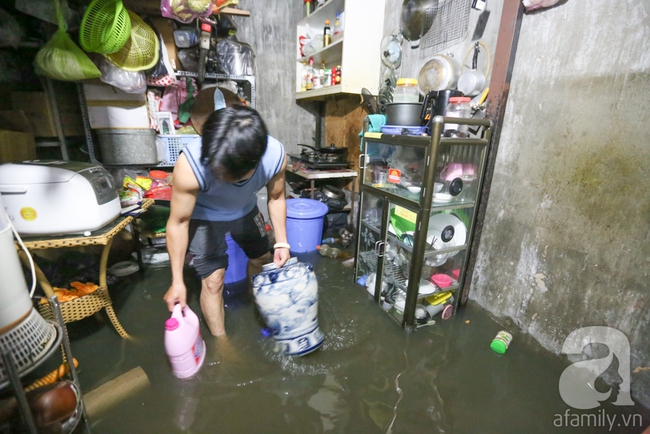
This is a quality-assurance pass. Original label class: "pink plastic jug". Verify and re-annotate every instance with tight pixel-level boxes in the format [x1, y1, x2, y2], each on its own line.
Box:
[164, 304, 206, 379]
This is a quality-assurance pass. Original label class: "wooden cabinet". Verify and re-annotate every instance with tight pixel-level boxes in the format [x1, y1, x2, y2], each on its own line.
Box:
[295, 0, 385, 100]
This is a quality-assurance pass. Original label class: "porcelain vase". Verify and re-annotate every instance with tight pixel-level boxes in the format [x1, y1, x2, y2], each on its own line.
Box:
[252, 258, 324, 356]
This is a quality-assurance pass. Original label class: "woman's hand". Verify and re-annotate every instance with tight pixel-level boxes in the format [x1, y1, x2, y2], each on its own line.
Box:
[273, 247, 290, 268]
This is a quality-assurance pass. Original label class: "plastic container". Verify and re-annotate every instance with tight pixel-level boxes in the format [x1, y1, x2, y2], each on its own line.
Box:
[164, 304, 206, 379]
[444, 96, 472, 137]
[286, 199, 329, 253]
[393, 78, 420, 103]
[381, 125, 427, 136]
[490, 330, 513, 354]
[173, 27, 199, 48]
[224, 233, 247, 284]
[158, 134, 199, 165]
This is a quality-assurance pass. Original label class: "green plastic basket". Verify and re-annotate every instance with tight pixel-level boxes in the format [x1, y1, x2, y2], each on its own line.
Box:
[79, 0, 131, 54]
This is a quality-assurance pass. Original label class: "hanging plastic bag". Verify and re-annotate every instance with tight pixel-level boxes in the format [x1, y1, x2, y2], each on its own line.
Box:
[216, 38, 255, 76]
[160, 0, 212, 24]
[33, 0, 100, 81]
[99, 58, 146, 93]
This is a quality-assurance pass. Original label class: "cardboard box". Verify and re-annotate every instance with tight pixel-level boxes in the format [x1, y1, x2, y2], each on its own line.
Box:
[83, 83, 150, 129]
[10, 91, 85, 138]
[0, 130, 36, 164]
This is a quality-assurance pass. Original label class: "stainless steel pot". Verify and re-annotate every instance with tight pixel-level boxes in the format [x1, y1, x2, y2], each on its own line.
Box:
[418, 54, 461, 94]
[385, 102, 423, 126]
[321, 184, 345, 200]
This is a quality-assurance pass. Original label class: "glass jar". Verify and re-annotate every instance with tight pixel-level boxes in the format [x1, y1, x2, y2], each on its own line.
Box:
[444, 96, 472, 137]
[393, 78, 420, 103]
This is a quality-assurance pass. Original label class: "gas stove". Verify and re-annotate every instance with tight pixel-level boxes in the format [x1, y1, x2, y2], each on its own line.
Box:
[298, 144, 350, 170]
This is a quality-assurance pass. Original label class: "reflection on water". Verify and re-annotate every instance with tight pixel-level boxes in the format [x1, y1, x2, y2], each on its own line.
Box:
[67, 252, 650, 434]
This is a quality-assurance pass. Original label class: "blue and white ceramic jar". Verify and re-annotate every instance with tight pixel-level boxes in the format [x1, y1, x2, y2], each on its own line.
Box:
[252, 258, 324, 356]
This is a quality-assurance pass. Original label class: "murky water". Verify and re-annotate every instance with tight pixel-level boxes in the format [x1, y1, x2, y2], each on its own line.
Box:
[66, 251, 650, 434]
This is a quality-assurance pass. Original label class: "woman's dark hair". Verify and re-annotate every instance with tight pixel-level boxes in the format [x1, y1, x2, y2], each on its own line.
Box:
[200, 105, 268, 181]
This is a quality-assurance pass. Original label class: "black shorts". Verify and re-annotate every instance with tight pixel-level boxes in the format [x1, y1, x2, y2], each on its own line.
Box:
[188, 207, 269, 279]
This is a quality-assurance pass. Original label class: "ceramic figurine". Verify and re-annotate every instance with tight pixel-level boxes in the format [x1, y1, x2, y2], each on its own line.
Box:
[252, 258, 324, 356]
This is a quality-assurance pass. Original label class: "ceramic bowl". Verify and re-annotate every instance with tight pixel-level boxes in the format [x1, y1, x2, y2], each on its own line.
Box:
[407, 186, 421, 194]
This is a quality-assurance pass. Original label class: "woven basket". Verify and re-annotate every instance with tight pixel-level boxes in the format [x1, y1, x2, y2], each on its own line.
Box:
[38, 287, 111, 323]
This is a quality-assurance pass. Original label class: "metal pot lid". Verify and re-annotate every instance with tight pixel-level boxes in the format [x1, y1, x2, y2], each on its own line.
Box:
[418, 54, 461, 93]
[286, 198, 329, 219]
[321, 184, 345, 200]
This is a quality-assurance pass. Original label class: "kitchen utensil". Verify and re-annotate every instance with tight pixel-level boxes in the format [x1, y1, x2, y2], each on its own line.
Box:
[360, 88, 379, 115]
[385, 102, 423, 126]
[426, 213, 466, 266]
[400, 0, 438, 47]
[106, 11, 159, 72]
[321, 184, 345, 200]
[417, 53, 461, 94]
[420, 89, 463, 126]
[80, 0, 131, 54]
[458, 42, 490, 96]
[380, 33, 402, 69]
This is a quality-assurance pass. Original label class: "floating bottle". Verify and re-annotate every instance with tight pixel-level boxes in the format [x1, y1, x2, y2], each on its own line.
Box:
[317, 244, 349, 259]
[164, 304, 206, 379]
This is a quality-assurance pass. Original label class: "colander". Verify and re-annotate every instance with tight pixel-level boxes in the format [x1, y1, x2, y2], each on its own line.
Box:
[105, 11, 159, 72]
[79, 0, 131, 54]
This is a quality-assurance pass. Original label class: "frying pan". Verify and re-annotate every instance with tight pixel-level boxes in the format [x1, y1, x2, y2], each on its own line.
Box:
[400, 0, 438, 44]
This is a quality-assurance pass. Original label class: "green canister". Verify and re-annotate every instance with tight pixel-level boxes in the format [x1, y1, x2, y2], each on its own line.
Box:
[490, 330, 513, 354]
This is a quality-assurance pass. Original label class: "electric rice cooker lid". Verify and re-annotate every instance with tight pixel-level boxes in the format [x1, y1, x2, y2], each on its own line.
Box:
[0, 161, 104, 185]
[286, 199, 328, 219]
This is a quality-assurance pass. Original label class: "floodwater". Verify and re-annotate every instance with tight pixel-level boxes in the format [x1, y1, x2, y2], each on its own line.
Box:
[65, 251, 650, 434]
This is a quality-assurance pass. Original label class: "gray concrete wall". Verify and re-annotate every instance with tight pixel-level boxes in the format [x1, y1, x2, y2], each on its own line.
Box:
[232, 0, 318, 154]
[383, 0, 650, 407]
[468, 0, 650, 407]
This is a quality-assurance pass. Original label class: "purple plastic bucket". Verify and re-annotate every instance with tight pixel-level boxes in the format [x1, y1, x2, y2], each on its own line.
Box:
[286, 199, 329, 253]
[225, 233, 247, 284]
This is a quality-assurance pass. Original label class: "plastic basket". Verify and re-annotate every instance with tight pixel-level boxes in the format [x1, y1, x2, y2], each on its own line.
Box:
[158, 135, 200, 165]
[80, 0, 131, 54]
[106, 11, 158, 72]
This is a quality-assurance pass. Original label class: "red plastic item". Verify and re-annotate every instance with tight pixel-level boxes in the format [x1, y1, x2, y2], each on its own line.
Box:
[149, 170, 169, 180]
[144, 186, 172, 200]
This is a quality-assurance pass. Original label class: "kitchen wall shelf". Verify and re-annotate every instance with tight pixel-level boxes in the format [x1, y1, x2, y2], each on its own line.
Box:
[354, 117, 493, 329]
[295, 0, 385, 100]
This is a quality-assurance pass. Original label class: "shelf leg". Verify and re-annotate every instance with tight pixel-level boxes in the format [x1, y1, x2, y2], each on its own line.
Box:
[1, 350, 38, 434]
[311, 180, 315, 199]
[99, 238, 130, 339]
[50, 296, 91, 429]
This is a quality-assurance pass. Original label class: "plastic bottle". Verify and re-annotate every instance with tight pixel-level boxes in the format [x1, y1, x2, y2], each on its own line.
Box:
[321, 237, 339, 244]
[317, 244, 349, 259]
[490, 330, 513, 354]
[306, 57, 315, 91]
[300, 61, 309, 92]
[335, 65, 342, 85]
[333, 14, 340, 35]
[164, 304, 206, 379]
[323, 20, 332, 47]
[393, 78, 420, 103]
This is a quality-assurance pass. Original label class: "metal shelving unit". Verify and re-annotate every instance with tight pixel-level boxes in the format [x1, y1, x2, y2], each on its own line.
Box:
[354, 116, 493, 329]
[1, 297, 88, 433]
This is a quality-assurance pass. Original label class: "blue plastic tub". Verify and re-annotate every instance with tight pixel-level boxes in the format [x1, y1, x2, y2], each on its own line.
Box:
[286, 199, 329, 253]
[225, 233, 248, 284]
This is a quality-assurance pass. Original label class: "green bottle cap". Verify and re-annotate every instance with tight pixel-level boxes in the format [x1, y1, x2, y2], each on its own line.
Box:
[490, 339, 508, 354]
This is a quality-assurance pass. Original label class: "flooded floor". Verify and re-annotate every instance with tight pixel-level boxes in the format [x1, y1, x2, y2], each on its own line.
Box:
[66, 252, 650, 434]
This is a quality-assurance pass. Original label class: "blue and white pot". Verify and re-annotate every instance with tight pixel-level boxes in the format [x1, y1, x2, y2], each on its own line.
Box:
[252, 258, 324, 356]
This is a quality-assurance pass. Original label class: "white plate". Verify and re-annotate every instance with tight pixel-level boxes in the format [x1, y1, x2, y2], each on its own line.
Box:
[418, 279, 437, 296]
[433, 193, 453, 203]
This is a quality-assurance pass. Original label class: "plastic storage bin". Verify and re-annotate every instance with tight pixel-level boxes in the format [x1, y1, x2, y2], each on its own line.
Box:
[225, 233, 247, 284]
[158, 134, 200, 166]
[286, 199, 329, 253]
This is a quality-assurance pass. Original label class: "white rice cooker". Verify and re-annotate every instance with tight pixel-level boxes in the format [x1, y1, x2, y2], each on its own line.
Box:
[0, 161, 121, 236]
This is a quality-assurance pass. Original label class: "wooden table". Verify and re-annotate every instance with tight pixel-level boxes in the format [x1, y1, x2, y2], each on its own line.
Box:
[20, 199, 154, 339]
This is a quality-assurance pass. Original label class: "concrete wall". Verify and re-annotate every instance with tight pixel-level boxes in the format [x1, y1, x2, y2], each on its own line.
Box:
[382, 0, 650, 407]
[233, 0, 318, 154]
[469, 0, 650, 407]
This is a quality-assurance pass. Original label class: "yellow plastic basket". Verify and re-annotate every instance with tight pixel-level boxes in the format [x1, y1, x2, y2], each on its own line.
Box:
[105, 11, 159, 72]
[79, 0, 131, 54]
